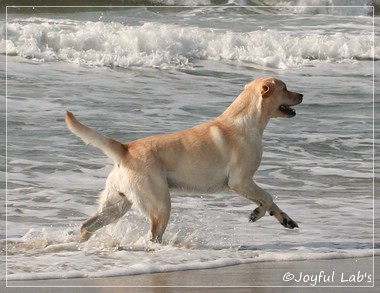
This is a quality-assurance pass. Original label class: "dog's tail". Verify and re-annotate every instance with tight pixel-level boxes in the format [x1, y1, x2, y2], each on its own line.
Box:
[65, 111, 126, 164]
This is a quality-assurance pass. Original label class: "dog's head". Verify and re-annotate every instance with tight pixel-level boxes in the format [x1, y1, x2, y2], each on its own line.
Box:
[246, 77, 303, 118]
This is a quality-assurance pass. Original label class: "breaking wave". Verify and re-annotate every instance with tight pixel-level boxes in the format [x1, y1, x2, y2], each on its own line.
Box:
[1, 18, 376, 69]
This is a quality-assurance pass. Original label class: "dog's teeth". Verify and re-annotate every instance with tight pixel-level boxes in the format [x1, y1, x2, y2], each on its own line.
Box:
[280, 105, 295, 114]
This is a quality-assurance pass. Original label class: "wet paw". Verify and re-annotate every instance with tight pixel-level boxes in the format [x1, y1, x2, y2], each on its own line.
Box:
[249, 206, 265, 222]
[280, 213, 299, 229]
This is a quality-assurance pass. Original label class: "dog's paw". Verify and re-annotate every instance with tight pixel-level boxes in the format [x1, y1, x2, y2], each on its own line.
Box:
[249, 206, 266, 222]
[280, 213, 299, 229]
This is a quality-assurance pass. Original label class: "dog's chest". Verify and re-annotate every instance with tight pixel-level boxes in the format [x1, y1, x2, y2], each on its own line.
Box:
[231, 131, 263, 175]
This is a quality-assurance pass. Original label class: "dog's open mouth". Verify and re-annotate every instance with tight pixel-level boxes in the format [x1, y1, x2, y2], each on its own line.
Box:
[279, 104, 296, 116]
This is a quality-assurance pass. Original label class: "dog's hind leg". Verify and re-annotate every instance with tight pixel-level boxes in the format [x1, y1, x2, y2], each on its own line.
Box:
[79, 190, 132, 243]
[146, 189, 171, 243]
[149, 203, 171, 243]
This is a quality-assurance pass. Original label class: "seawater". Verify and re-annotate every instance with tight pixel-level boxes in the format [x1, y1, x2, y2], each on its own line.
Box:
[1, 1, 379, 282]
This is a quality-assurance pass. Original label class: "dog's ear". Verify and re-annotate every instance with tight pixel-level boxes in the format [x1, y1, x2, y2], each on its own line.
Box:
[261, 83, 272, 99]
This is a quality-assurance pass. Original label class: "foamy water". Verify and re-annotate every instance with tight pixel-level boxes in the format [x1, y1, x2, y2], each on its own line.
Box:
[2, 2, 379, 283]
[2, 19, 376, 69]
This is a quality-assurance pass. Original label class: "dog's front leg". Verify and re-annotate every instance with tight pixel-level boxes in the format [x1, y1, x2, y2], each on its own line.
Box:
[230, 179, 298, 229]
[250, 202, 298, 229]
[229, 180, 273, 222]
[268, 202, 298, 229]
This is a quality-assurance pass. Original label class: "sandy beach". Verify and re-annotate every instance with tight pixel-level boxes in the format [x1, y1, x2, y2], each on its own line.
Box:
[2, 256, 378, 293]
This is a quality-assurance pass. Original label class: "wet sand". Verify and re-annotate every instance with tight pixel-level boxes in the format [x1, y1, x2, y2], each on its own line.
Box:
[2, 256, 378, 293]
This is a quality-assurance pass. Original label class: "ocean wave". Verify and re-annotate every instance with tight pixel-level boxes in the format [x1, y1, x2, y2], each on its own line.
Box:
[259, 0, 377, 16]
[2, 0, 378, 16]
[3, 226, 377, 281]
[5, 249, 377, 281]
[1, 18, 377, 69]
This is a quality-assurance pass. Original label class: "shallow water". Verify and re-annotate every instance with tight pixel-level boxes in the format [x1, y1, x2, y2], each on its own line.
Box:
[1, 1, 379, 282]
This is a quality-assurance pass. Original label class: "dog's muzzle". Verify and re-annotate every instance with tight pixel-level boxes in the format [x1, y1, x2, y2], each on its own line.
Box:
[279, 94, 303, 117]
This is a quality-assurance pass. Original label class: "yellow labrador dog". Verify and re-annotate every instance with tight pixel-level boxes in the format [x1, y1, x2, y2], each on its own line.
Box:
[66, 76, 303, 243]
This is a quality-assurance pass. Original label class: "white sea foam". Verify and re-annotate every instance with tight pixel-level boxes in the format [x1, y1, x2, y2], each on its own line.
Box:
[269, 0, 375, 16]
[4, 223, 377, 281]
[1, 18, 377, 69]
[6, 249, 376, 281]
[4, 190, 377, 281]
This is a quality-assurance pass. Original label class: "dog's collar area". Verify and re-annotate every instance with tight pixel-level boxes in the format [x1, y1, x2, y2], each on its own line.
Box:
[279, 105, 296, 116]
